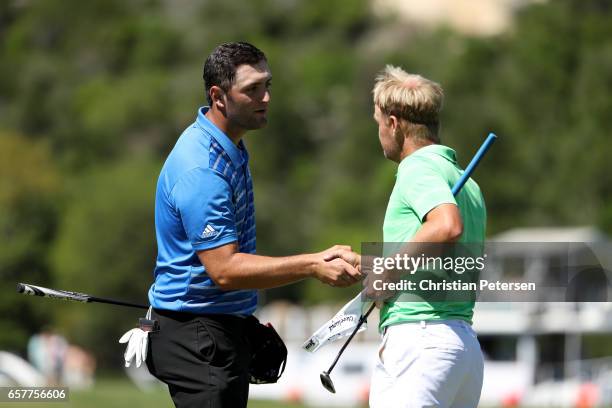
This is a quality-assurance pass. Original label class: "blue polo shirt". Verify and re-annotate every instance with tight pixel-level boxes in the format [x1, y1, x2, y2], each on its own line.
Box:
[148, 107, 257, 315]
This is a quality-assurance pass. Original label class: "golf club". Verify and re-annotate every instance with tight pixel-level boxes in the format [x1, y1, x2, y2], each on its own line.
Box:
[17, 282, 148, 310]
[320, 132, 498, 393]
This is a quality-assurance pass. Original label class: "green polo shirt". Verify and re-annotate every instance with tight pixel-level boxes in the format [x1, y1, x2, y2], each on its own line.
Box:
[379, 144, 486, 329]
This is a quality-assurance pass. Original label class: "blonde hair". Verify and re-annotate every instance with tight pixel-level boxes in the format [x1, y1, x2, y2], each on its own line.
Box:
[372, 65, 444, 144]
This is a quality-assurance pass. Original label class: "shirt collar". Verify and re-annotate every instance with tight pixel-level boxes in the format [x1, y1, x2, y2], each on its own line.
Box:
[400, 144, 457, 169]
[196, 106, 246, 167]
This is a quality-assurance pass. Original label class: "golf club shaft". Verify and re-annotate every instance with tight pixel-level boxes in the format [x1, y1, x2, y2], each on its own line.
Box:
[326, 303, 376, 374]
[17, 283, 148, 310]
[325, 132, 497, 375]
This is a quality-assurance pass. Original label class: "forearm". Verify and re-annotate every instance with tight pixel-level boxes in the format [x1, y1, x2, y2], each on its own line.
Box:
[394, 216, 463, 264]
[208, 252, 316, 290]
[199, 243, 360, 290]
[366, 206, 463, 296]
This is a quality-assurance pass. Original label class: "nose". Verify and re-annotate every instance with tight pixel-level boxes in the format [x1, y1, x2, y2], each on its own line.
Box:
[262, 89, 271, 104]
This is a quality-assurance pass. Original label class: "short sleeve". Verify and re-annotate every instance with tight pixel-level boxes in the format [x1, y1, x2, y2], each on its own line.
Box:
[398, 159, 457, 222]
[172, 167, 237, 251]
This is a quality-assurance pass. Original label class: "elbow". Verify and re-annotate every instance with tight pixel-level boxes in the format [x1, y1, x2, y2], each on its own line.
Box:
[434, 216, 462, 242]
[197, 247, 242, 290]
[208, 269, 235, 290]
[214, 278, 231, 291]
[213, 277, 236, 291]
[446, 222, 463, 242]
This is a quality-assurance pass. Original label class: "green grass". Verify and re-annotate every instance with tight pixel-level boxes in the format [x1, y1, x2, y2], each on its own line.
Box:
[0, 378, 309, 408]
[0, 379, 564, 407]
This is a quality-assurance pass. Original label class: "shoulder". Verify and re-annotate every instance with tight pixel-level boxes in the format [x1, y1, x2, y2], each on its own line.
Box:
[172, 166, 230, 198]
[163, 125, 217, 174]
[161, 125, 232, 192]
[173, 124, 213, 166]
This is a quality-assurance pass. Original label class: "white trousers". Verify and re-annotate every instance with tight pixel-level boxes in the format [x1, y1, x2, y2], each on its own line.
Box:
[369, 320, 483, 408]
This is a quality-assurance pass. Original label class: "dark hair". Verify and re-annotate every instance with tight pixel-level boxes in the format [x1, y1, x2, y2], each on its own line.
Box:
[203, 42, 267, 105]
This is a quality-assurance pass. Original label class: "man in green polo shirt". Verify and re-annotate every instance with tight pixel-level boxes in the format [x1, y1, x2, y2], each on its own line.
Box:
[368, 65, 486, 408]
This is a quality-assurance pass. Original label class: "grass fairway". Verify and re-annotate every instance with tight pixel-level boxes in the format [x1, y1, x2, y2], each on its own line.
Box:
[0, 378, 311, 408]
[0, 378, 552, 407]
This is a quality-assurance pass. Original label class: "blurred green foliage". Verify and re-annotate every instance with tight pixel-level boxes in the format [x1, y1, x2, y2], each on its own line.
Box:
[0, 133, 60, 350]
[49, 156, 159, 366]
[1, 0, 612, 367]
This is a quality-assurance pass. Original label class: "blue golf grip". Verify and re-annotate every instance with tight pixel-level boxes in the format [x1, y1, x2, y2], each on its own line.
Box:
[451, 132, 497, 195]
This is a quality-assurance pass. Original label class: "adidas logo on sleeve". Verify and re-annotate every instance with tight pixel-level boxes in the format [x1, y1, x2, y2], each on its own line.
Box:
[200, 224, 218, 239]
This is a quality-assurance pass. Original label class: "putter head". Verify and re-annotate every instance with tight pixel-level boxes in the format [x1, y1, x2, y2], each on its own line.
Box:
[320, 371, 336, 393]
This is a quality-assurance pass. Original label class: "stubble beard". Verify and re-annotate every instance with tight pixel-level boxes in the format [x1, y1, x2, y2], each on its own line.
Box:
[238, 115, 267, 130]
[227, 105, 267, 131]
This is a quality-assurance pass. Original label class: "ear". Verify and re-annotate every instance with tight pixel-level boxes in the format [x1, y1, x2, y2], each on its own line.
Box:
[388, 115, 399, 133]
[209, 86, 226, 110]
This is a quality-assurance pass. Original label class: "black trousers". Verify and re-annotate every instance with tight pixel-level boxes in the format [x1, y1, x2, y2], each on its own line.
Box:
[145, 308, 252, 408]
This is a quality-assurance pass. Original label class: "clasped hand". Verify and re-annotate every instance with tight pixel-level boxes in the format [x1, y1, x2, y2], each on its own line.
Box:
[314, 245, 362, 288]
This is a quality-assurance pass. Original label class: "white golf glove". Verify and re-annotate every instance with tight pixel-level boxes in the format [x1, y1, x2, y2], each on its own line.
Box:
[119, 327, 149, 368]
[119, 306, 154, 368]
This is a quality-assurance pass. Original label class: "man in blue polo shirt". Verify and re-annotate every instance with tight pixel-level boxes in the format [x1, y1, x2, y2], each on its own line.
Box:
[145, 42, 361, 408]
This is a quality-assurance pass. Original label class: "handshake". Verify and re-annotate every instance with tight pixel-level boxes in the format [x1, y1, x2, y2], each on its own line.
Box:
[311, 245, 362, 288]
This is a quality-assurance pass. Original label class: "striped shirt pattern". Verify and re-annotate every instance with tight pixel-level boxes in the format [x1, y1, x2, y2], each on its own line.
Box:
[182, 140, 257, 315]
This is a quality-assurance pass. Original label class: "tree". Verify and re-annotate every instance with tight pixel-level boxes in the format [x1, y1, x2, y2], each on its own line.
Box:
[50, 156, 159, 367]
[0, 133, 61, 352]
